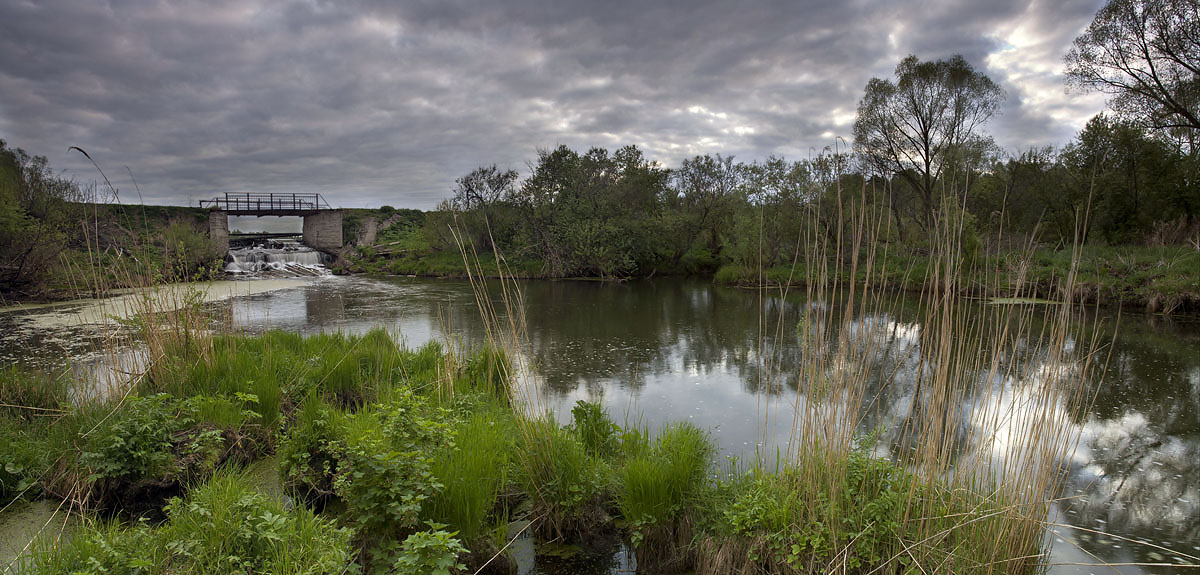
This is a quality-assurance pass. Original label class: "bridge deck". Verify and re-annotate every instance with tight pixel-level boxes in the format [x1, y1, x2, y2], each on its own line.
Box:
[200, 192, 332, 216]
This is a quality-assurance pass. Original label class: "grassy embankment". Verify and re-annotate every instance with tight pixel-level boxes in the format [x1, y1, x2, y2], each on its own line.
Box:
[1, 182, 1106, 574]
[340, 207, 545, 278]
[715, 244, 1200, 315]
[1, 202, 223, 303]
[341, 207, 1200, 315]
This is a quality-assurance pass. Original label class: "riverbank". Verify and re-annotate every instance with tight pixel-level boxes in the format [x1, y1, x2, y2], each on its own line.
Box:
[712, 244, 1200, 315]
[0, 203, 223, 305]
[344, 217, 1200, 315]
[2, 328, 1065, 574]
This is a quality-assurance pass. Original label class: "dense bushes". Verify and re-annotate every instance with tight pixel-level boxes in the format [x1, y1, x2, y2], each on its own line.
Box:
[1, 140, 223, 300]
[25, 472, 355, 575]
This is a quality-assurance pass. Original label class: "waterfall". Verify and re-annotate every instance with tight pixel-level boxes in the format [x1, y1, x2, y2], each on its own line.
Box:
[225, 239, 332, 277]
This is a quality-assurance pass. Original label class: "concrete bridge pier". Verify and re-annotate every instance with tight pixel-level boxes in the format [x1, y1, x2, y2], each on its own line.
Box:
[302, 210, 343, 254]
[206, 209, 343, 255]
[208, 210, 230, 254]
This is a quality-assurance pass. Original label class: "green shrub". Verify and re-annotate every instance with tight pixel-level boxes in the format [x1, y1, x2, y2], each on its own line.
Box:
[279, 393, 342, 505]
[335, 392, 454, 538]
[713, 264, 753, 285]
[391, 525, 468, 575]
[27, 471, 355, 574]
[81, 394, 185, 481]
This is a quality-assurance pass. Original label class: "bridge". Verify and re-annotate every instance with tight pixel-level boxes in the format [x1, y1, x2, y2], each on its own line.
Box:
[201, 193, 343, 255]
[200, 192, 332, 216]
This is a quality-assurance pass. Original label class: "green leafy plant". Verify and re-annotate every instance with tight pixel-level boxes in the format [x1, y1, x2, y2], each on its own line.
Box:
[81, 394, 186, 481]
[391, 523, 468, 575]
[28, 471, 355, 575]
[334, 392, 455, 538]
[279, 393, 342, 505]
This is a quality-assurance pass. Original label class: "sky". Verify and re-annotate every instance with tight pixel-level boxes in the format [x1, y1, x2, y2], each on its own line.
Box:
[0, 0, 1110, 211]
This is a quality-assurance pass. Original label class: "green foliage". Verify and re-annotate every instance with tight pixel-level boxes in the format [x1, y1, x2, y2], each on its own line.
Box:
[161, 219, 222, 281]
[391, 525, 467, 575]
[457, 345, 511, 400]
[279, 393, 342, 505]
[712, 264, 754, 286]
[0, 140, 80, 296]
[716, 448, 913, 572]
[0, 417, 47, 502]
[618, 422, 714, 545]
[1065, 0, 1200, 134]
[25, 520, 160, 575]
[335, 392, 454, 538]
[424, 410, 513, 542]
[28, 471, 355, 575]
[82, 394, 187, 480]
[516, 417, 607, 537]
[568, 400, 620, 458]
[854, 54, 1004, 230]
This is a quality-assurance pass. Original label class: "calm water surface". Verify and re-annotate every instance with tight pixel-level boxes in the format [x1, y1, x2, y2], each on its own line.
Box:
[2, 275, 1198, 573]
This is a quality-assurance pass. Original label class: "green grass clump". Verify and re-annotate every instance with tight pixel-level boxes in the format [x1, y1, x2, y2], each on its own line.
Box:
[516, 416, 608, 539]
[619, 422, 713, 527]
[0, 365, 70, 420]
[424, 407, 515, 542]
[456, 345, 511, 401]
[568, 400, 621, 458]
[618, 422, 714, 569]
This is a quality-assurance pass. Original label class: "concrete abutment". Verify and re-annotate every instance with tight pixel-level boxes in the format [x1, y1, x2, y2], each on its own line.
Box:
[206, 209, 344, 255]
[302, 210, 343, 254]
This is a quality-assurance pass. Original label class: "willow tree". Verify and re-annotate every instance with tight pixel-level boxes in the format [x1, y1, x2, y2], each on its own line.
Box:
[1065, 0, 1200, 145]
[853, 55, 1004, 230]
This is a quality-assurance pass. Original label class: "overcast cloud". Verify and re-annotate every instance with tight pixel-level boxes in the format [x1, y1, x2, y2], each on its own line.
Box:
[0, 0, 1109, 210]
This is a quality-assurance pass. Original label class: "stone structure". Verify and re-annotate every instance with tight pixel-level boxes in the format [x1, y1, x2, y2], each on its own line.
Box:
[302, 210, 344, 254]
[201, 193, 343, 255]
[208, 210, 230, 254]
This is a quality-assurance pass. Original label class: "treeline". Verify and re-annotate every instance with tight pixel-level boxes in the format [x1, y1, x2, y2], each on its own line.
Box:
[400, 114, 1197, 281]
[0, 140, 222, 301]
[0, 140, 87, 295]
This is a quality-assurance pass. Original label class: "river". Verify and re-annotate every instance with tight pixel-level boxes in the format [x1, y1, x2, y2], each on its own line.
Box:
[1, 275, 1198, 573]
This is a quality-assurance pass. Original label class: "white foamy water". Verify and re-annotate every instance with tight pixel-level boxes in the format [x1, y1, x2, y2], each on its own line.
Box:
[225, 241, 331, 276]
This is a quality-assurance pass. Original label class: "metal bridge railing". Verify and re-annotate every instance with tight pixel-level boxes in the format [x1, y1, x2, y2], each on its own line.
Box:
[199, 192, 332, 213]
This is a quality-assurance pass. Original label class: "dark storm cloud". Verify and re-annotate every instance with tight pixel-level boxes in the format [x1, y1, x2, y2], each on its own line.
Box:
[0, 0, 1107, 210]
